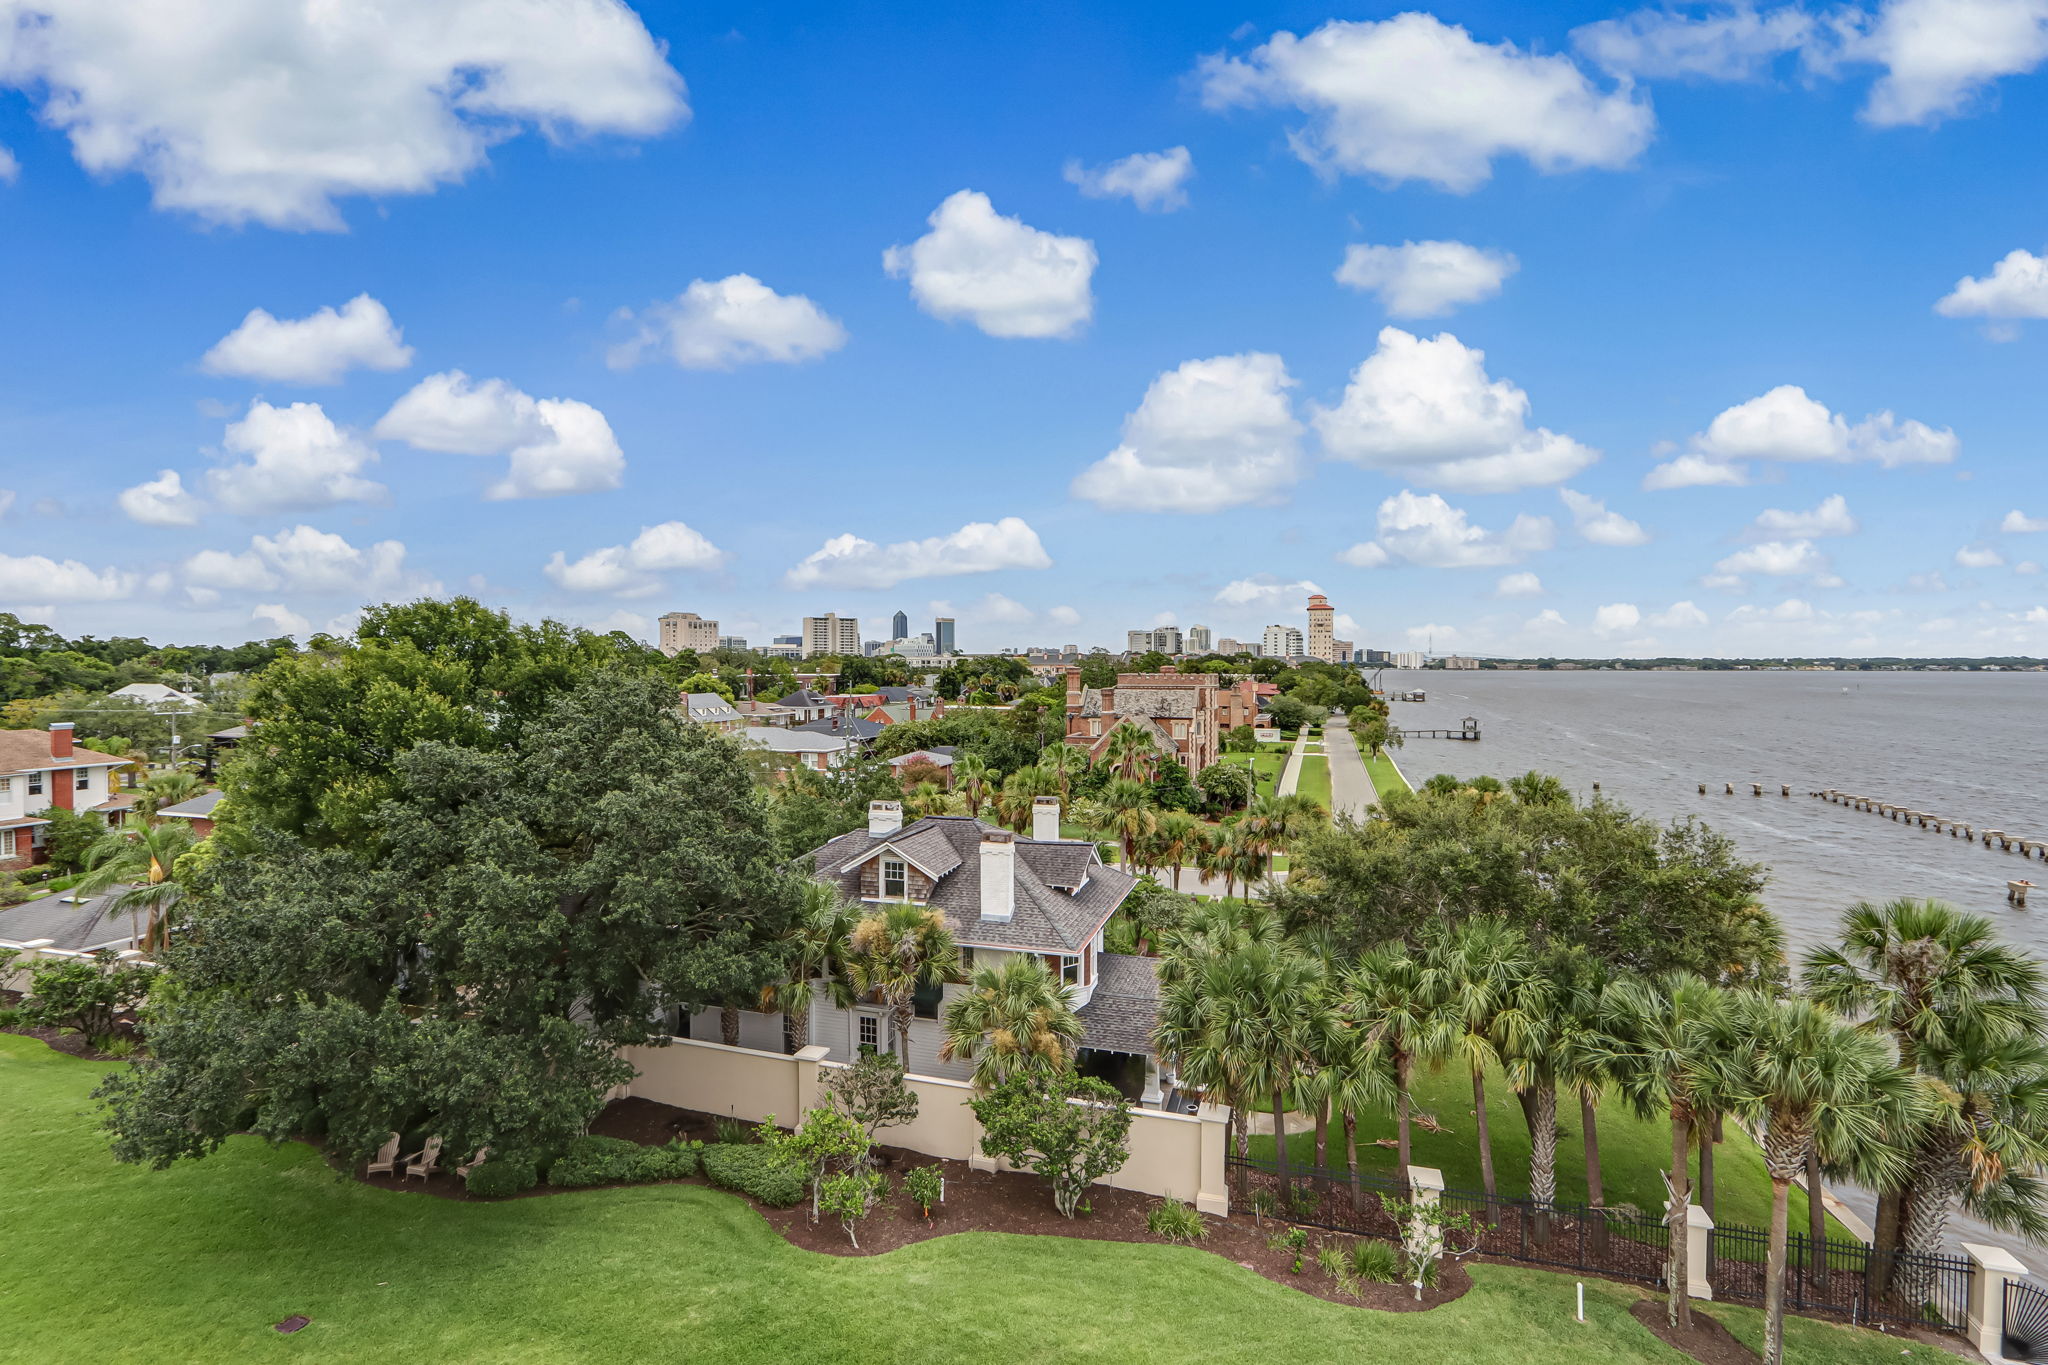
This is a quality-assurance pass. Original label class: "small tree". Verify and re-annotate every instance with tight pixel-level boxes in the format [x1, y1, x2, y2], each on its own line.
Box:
[905, 1163, 944, 1220]
[35, 806, 100, 875]
[970, 1071, 1132, 1218]
[20, 949, 158, 1042]
[774, 1107, 872, 1223]
[1195, 762, 1252, 815]
[825, 1051, 920, 1148]
[1378, 1193, 1480, 1301]
[819, 1168, 886, 1248]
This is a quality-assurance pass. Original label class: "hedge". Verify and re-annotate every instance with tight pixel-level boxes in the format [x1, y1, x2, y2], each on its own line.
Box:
[700, 1142, 806, 1207]
[464, 1157, 539, 1198]
[546, 1136, 699, 1190]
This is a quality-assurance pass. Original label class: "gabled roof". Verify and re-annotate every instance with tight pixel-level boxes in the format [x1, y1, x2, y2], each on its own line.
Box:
[158, 790, 226, 820]
[0, 732, 128, 776]
[743, 726, 850, 755]
[796, 715, 888, 741]
[1077, 953, 1161, 1055]
[886, 747, 957, 768]
[684, 692, 742, 723]
[810, 815, 1133, 953]
[774, 687, 832, 709]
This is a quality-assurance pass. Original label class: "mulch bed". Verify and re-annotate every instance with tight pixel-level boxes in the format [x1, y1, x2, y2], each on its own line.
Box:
[0, 987, 138, 1060]
[1628, 1297, 1762, 1365]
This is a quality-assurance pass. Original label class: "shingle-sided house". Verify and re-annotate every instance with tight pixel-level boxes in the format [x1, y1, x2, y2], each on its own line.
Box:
[803, 799, 1165, 1104]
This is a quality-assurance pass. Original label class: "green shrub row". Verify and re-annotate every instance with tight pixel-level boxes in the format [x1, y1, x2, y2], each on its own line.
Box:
[464, 1157, 539, 1198]
[701, 1142, 806, 1207]
[546, 1135, 699, 1189]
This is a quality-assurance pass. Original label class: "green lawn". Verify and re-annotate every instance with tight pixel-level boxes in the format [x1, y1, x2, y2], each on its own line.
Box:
[1249, 1059, 1848, 1240]
[0, 1034, 1938, 1365]
[1297, 754, 1331, 807]
[1363, 750, 1411, 797]
[1220, 749, 1288, 800]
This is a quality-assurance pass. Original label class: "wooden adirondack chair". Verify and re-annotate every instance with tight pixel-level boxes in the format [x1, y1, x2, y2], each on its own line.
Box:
[365, 1132, 402, 1177]
[453, 1146, 491, 1179]
[403, 1135, 444, 1181]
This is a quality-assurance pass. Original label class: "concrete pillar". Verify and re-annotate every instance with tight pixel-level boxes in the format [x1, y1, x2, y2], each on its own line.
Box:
[1665, 1202, 1716, 1299]
[792, 1044, 830, 1116]
[1141, 1055, 1164, 1109]
[1195, 1103, 1231, 1216]
[1964, 1242, 2029, 1363]
[1407, 1165, 1445, 1252]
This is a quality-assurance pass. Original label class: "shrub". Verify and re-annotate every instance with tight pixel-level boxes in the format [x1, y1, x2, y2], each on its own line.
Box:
[713, 1115, 753, 1145]
[1350, 1238, 1402, 1284]
[1318, 1244, 1354, 1292]
[466, 1158, 539, 1198]
[969, 1071, 1131, 1219]
[19, 950, 157, 1039]
[546, 1136, 697, 1189]
[701, 1143, 806, 1207]
[1268, 1226, 1309, 1254]
[1145, 1198, 1206, 1244]
[824, 1051, 919, 1141]
[819, 1168, 885, 1247]
[1247, 1188, 1279, 1224]
[904, 1164, 943, 1219]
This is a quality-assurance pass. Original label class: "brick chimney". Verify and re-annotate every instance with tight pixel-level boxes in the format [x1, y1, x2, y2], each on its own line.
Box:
[49, 722, 74, 758]
[869, 800, 903, 836]
[980, 830, 1015, 922]
[908, 697, 918, 722]
[1032, 796, 1061, 842]
[1065, 665, 1081, 716]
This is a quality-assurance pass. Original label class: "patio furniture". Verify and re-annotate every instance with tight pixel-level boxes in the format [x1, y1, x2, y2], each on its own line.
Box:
[453, 1146, 491, 1179]
[403, 1136, 444, 1181]
[365, 1132, 402, 1177]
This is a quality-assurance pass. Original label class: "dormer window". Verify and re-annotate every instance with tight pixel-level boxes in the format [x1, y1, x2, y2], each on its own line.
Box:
[881, 857, 907, 899]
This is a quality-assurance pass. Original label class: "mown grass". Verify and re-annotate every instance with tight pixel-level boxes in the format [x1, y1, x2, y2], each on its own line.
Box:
[1362, 749, 1412, 797]
[1297, 755, 1332, 808]
[1, 1034, 1934, 1365]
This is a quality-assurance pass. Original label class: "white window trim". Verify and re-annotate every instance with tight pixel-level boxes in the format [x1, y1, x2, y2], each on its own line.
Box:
[878, 856, 909, 901]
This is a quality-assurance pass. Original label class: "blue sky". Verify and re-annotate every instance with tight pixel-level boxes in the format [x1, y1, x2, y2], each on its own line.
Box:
[2, 0, 2047, 657]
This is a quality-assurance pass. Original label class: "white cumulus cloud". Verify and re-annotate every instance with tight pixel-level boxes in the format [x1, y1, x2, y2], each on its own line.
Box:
[1496, 571, 1545, 597]
[607, 274, 848, 370]
[1072, 353, 1303, 513]
[1649, 600, 1711, 628]
[1643, 452, 1750, 490]
[0, 143, 17, 183]
[883, 190, 1096, 339]
[544, 520, 728, 597]
[1335, 240, 1518, 318]
[116, 469, 205, 526]
[1593, 602, 1642, 635]
[250, 602, 312, 636]
[1652, 384, 1958, 487]
[1560, 488, 1651, 545]
[1573, 5, 1816, 79]
[1937, 246, 2048, 327]
[1063, 146, 1194, 212]
[1214, 575, 1324, 612]
[200, 294, 412, 383]
[0, 552, 137, 602]
[375, 371, 624, 499]
[1198, 13, 1653, 192]
[2004, 510, 2048, 533]
[783, 516, 1051, 591]
[1857, 0, 2048, 127]
[1714, 539, 1835, 579]
[207, 401, 383, 514]
[1727, 598, 1816, 624]
[1752, 494, 1859, 538]
[1956, 545, 2006, 568]
[0, 0, 687, 230]
[1341, 489, 1555, 569]
[1315, 327, 1598, 492]
[184, 525, 426, 595]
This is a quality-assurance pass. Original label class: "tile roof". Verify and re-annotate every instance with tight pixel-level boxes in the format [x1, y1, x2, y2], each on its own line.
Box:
[1077, 953, 1161, 1055]
[0, 732, 128, 776]
[810, 815, 1133, 953]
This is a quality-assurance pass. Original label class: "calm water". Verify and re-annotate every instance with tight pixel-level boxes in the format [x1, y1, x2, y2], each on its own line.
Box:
[1382, 668, 2048, 959]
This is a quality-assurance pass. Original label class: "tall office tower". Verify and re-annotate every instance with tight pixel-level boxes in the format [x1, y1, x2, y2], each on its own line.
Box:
[1150, 625, 1183, 655]
[1126, 629, 1151, 654]
[934, 617, 956, 656]
[657, 611, 719, 657]
[891, 609, 909, 641]
[800, 614, 862, 657]
[1186, 624, 1212, 654]
[1262, 624, 1304, 658]
[717, 635, 749, 652]
[1306, 593, 1336, 662]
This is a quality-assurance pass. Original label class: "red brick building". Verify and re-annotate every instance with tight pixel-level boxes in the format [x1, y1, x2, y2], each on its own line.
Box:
[1064, 666, 1259, 774]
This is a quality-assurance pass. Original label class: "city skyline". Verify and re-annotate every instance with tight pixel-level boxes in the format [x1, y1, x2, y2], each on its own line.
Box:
[2, 3, 2047, 659]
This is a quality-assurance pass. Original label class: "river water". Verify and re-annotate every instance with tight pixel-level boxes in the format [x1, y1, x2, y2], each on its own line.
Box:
[1384, 667, 2048, 1261]
[1382, 668, 2048, 960]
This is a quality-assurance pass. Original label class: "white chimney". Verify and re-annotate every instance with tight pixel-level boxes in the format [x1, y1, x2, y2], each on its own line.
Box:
[869, 800, 903, 836]
[1032, 796, 1061, 842]
[980, 830, 1016, 922]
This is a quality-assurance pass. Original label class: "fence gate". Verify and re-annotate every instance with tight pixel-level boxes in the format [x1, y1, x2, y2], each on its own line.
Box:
[2006, 1279, 2048, 1362]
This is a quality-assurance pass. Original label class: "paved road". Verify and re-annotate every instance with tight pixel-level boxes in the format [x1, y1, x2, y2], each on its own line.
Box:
[1323, 717, 1378, 820]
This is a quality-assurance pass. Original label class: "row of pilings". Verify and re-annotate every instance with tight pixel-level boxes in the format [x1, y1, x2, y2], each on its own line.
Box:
[1808, 789, 2048, 859]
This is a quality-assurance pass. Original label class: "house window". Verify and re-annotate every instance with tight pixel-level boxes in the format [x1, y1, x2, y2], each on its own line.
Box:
[27, 771, 43, 796]
[74, 768, 89, 792]
[857, 1014, 880, 1054]
[880, 857, 907, 899]
[959, 945, 976, 971]
[0, 776, 11, 795]
[0, 829, 15, 858]
[913, 979, 943, 1019]
[1055, 955, 1081, 987]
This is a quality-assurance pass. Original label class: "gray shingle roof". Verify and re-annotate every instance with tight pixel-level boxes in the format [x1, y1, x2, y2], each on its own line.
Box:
[1078, 686, 1198, 721]
[157, 790, 225, 820]
[1078, 953, 1161, 1055]
[0, 886, 149, 953]
[811, 815, 1133, 953]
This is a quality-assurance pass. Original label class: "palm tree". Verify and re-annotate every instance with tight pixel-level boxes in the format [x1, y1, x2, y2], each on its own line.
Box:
[905, 781, 952, 821]
[939, 955, 1082, 1088]
[1551, 964, 1621, 1253]
[1428, 920, 1532, 1205]
[952, 754, 994, 819]
[1727, 993, 1923, 1365]
[758, 880, 858, 1054]
[1801, 898, 2047, 1273]
[992, 768, 1052, 833]
[1341, 942, 1445, 1177]
[1600, 971, 1735, 1330]
[1098, 777, 1155, 867]
[1494, 969, 1567, 1238]
[1901, 1021, 2048, 1261]
[1153, 811, 1200, 892]
[846, 904, 960, 1067]
[74, 819, 200, 952]
[134, 771, 201, 821]
[1102, 722, 1160, 782]
[1040, 742, 1087, 805]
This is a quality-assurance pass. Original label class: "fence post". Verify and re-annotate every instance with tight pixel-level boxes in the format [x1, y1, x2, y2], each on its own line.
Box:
[1687, 1205, 1715, 1300]
[1964, 1242, 2029, 1362]
[791, 1045, 830, 1116]
[1407, 1165, 1444, 1254]
[1194, 1103, 1231, 1217]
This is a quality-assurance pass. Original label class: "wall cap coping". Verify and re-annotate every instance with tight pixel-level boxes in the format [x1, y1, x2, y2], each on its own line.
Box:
[1407, 1165, 1445, 1192]
[1964, 1242, 2030, 1276]
[793, 1045, 832, 1062]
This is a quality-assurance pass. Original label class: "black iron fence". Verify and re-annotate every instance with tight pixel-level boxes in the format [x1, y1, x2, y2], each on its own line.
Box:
[1224, 1152, 1970, 1338]
[2007, 1278, 2048, 1361]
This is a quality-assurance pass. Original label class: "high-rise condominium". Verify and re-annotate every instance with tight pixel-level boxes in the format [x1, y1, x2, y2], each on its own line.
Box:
[801, 614, 862, 658]
[1306, 594, 1336, 663]
[1186, 624, 1212, 654]
[1262, 624, 1304, 658]
[658, 612, 719, 657]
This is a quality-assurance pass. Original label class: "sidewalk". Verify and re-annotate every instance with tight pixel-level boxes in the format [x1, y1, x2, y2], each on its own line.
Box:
[1275, 732, 1309, 797]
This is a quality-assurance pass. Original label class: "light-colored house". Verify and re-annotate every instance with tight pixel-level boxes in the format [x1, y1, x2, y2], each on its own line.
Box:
[0, 725, 130, 871]
[682, 691, 744, 732]
[797, 800, 1163, 1104]
[109, 682, 202, 710]
[741, 725, 852, 775]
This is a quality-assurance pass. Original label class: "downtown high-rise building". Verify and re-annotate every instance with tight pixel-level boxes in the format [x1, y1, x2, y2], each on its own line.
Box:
[891, 609, 909, 641]
[1262, 624, 1304, 659]
[934, 617, 956, 656]
[1306, 594, 1336, 662]
[1187, 624, 1212, 653]
[801, 614, 861, 658]
[1126, 626, 1182, 655]
[657, 611, 719, 657]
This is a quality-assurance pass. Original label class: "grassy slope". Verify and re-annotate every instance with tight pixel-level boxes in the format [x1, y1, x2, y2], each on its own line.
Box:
[1, 1036, 1937, 1365]
[1249, 1059, 1847, 1239]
